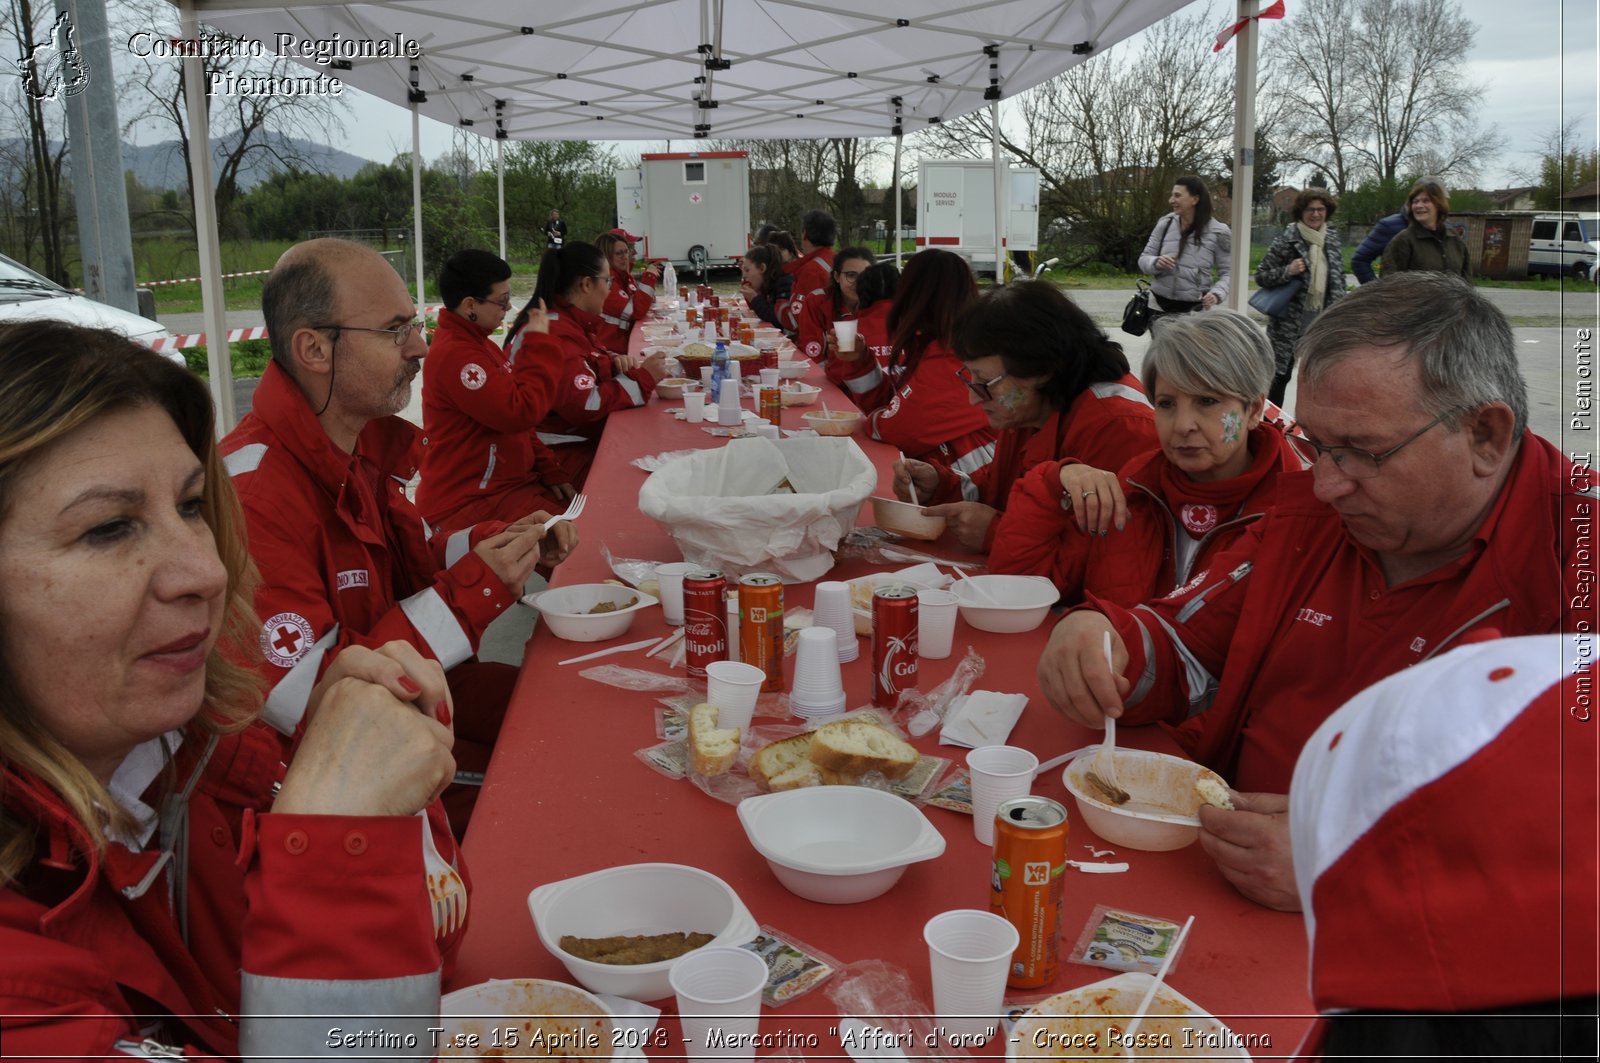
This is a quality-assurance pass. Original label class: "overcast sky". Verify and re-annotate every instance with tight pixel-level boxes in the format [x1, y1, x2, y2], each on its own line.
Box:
[147, 0, 1599, 191]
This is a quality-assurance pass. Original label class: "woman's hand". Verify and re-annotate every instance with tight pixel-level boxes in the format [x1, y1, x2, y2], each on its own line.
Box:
[892, 458, 940, 503]
[1059, 463, 1127, 535]
[1287, 257, 1307, 276]
[521, 299, 549, 334]
[919, 501, 998, 552]
[640, 349, 671, 381]
[1155, 254, 1177, 272]
[306, 642, 449, 730]
[827, 329, 863, 363]
[1201, 292, 1220, 308]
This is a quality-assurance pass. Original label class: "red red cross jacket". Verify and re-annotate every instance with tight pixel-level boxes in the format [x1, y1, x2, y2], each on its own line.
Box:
[0, 723, 466, 1058]
[416, 309, 566, 536]
[777, 247, 834, 333]
[221, 363, 516, 738]
[594, 269, 657, 354]
[795, 289, 851, 363]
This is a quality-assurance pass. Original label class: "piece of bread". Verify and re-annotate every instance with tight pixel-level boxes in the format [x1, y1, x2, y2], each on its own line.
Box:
[749, 733, 818, 790]
[808, 720, 918, 781]
[1194, 775, 1234, 810]
[688, 703, 739, 776]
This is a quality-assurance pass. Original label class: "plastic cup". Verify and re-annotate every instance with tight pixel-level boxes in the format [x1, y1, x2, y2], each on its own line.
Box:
[833, 319, 858, 352]
[670, 945, 767, 1063]
[788, 626, 846, 718]
[916, 589, 959, 660]
[683, 391, 707, 424]
[755, 423, 781, 441]
[967, 745, 1037, 846]
[759, 367, 780, 388]
[699, 365, 715, 388]
[811, 581, 860, 663]
[705, 660, 765, 734]
[718, 379, 742, 426]
[923, 909, 1019, 1045]
[655, 562, 696, 626]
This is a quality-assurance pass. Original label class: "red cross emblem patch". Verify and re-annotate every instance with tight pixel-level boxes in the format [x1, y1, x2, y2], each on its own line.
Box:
[261, 611, 315, 668]
[574, 373, 597, 391]
[460, 363, 488, 390]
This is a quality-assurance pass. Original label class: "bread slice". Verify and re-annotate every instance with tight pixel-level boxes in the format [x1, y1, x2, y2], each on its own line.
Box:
[688, 702, 739, 776]
[749, 733, 819, 790]
[1194, 775, 1234, 810]
[808, 719, 918, 781]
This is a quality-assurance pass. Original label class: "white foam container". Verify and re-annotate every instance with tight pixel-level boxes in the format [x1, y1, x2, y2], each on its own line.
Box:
[438, 979, 614, 1058]
[949, 574, 1058, 633]
[1062, 748, 1230, 851]
[526, 584, 660, 642]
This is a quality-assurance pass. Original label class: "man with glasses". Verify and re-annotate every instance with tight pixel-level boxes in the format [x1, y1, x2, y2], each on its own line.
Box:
[222, 239, 574, 834]
[1036, 272, 1593, 911]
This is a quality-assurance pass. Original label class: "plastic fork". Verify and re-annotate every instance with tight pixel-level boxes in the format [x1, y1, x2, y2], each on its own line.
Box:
[1086, 630, 1131, 805]
[418, 811, 467, 937]
[539, 492, 587, 534]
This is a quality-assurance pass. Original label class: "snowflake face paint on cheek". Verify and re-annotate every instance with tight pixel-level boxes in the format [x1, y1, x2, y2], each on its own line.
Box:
[1221, 409, 1243, 443]
[995, 384, 1029, 414]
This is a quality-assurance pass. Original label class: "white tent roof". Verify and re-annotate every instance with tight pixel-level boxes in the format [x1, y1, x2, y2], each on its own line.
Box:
[196, 0, 1197, 142]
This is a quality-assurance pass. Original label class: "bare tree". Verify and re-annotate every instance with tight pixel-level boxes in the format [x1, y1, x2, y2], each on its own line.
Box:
[0, 0, 72, 281]
[1265, 0, 1366, 194]
[719, 137, 832, 235]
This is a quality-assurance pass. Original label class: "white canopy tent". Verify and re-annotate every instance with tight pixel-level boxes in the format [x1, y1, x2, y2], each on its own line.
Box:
[176, 0, 1269, 429]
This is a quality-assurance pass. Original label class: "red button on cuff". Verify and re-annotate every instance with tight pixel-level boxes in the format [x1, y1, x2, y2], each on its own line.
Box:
[284, 829, 309, 855]
[343, 831, 369, 855]
[211, 826, 229, 847]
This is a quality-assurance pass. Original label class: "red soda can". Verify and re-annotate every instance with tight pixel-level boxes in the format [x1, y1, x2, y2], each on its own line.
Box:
[759, 342, 779, 370]
[738, 573, 785, 693]
[678, 285, 690, 300]
[991, 795, 1069, 989]
[870, 585, 919, 707]
[683, 569, 728, 681]
[708, 293, 721, 309]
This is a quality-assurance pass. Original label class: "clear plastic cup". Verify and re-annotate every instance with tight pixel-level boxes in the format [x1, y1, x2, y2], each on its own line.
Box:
[705, 660, 765, 733]
[655, 562, 696, 626]
[683, 391, 707, 424]
[811, 580, 860, 663]
[915, 588, 959, 660]
[967, 745, 1037, 845]
[923, 909, 1018, 1045]
[670, 945, 767, 1063]
[833, 319, 858, 352]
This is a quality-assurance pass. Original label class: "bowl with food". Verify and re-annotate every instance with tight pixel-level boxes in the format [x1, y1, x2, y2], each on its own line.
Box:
[525, 583, 659, 642]
[780, 382, 822, 407]
[1061, 748, 1231, 851]
[802, 409, 863, 436]
[528, 863, 760, 1001]
[949, 574, 1058, 633]
[1006, 972, 1249, 1059]
[438, 979, 615, 1058]
[675, 342, 762, 375]
[867, 496, 947, 542]
[654, 377, 701, 400]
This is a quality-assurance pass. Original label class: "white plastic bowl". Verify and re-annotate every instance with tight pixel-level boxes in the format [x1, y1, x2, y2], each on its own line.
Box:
[868, 496, 947, 542]
[1062, 748, 1230, 851]
[777, 360, 810, 380]
[527, 584, 660, 642]
[780, 382, 822, 406]
[737, 786, 945, 904]
[439, 979, 614, 1058]
[1007, 972, 1248, 1059]
[949, 574, 1058, 633]
[655, 377, 701, 399]
[528, 863, 760, 1002]
[802, 409, 863, 436]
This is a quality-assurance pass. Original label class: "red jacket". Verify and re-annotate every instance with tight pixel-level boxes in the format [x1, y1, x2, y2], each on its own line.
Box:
[828, 337, 997, 474]
[992, 425, 1298, 601]
[595, 269, 657, 354]
[1090, 432, 1593, 793]
[777, 247, 834, 332]
[795, 288, 851, 363]
[854, 300, 894, 366]
[222, 363, 516, 737]
[417, 309, 566, 535]
[0, 725, 466, 1058]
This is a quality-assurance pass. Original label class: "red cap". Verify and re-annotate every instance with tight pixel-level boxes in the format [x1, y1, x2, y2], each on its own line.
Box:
[609, 227, 642, 243]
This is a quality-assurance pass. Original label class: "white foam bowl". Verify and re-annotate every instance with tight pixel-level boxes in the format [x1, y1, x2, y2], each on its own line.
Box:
[1062, 748, 1230, 851]
[528, 863, 760, 1002]
[949, 574, 1058, 633]
[802, 409, 863, 436]
[780, 382, 822, 406]
[527, 584, 660, 642]
[655, 377, 701, 399]
[868, 496, 947, 542]
[777, 360, 810, 380]
[439, 979, 614, 1058]
[737, 786, 945, 904]
[1007, 972, 1249, 1059]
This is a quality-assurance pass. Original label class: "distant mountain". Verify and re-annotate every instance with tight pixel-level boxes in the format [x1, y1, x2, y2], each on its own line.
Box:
[1, 131, 374, 192]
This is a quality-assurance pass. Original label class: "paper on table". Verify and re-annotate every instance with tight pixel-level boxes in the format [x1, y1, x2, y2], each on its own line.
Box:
[939, 691, 1029, 748]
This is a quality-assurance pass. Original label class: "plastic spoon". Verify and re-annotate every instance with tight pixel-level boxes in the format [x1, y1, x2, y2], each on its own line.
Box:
[899, 451, 920, 506]
[1123, 916, 1195, 1042]
[949, 565, 1001, 606]
[1085, 630, 1130, 804]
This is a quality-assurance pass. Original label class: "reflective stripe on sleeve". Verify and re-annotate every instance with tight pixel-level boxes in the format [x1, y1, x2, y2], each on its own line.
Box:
[584, 387, 603, 412]
[617, 376, 644, 406]
[956, 471, 980, 503]
[1089, 381, 1153, 408]
[444, 527, 473, 568]
[1133, 605, 1217, 716]
[224, 443, 268, 477]
[400, 587, 474, 668]
[263, 625, 340, 735]
[239, 971, 439, 1061]
[951, 442, 996, 476]
[477, 443, 498, 490]
[843, 366, 882, 394]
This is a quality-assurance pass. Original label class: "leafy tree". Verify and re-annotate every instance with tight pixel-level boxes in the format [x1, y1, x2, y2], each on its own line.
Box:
[484, 139, 618, 258]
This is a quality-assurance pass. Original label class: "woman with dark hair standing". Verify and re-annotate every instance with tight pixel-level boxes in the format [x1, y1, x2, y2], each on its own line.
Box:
[418, 248, 569, 535]
[1382, 178, 1470, 279]
[795, 245, 874, 362]
[895, 281, 1156, 552]
[506, 242, 668, 487]
[739, 245, 785, 330]
[827, 248, 996, 481]
[1254, 188, 1347, 405]
[1139, 175, 1232, 313]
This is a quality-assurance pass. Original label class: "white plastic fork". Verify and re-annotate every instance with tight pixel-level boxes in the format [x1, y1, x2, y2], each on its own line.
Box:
[539, 492, 587, 534]
[418, 811, 467, 937]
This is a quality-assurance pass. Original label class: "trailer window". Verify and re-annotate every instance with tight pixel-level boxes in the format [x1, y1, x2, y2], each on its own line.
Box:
[1532, 221, 1556, 240]
[684, 161, 706, 184]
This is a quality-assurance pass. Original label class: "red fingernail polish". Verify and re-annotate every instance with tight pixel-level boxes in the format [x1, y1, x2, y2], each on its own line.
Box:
[435, 701, 452, 726]
[398, 676, 421, 695]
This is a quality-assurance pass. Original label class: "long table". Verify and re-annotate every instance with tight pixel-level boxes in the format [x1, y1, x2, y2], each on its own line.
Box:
[453, 328, 1316, 1056]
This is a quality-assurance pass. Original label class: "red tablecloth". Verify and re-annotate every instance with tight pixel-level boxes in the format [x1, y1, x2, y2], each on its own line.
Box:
[454, 325, 1315, 1056]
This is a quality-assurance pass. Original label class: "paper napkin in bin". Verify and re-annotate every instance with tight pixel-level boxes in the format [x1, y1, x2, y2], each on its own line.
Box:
[939, 691, 1028, 748]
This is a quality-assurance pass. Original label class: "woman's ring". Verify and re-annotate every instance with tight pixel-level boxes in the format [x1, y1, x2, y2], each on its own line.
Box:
[1082, 489, 1095, 498]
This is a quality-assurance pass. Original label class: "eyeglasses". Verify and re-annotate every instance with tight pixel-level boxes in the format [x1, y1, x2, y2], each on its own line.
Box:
[1302, 206, 1328, 215]
[1288, 408, 1463, 478]
[481, 294, 513, 310]
[314, 320, 424, 347]
[838, 270, 862, 282]
[956, 365, 1008, 402]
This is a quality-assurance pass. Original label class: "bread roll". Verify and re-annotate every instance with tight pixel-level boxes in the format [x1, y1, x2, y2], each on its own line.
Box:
[808, 719, 918, 781]
[748, 733, 819, 790]
[688, 702, 739, 776]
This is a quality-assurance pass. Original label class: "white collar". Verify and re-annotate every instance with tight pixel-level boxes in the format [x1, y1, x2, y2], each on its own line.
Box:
[104, 731, 184, 850]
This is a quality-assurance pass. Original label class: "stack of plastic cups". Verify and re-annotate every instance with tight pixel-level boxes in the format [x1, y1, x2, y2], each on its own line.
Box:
[788, 626, 847, 719]
[811, 581, 859, 663]
[717, 379, 742, 426]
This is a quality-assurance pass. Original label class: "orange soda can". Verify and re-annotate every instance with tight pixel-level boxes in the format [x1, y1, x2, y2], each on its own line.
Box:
[686, 306, 700, 327]
[737, 573, 785, 693]
[759, 386, 783, 430]
[740, 324, 756, 345]
[991, 795, 1069, 989]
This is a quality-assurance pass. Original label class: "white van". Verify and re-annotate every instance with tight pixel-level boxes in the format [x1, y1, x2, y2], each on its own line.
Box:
[1527, 212, 1600, 281]
[0, 252, 181, 361]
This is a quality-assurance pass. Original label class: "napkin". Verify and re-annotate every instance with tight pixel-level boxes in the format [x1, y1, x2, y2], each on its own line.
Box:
[939, 691, 1028, 748]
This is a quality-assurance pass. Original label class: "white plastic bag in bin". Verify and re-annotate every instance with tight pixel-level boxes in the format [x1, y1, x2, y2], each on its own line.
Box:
[637, 436, 877, 583]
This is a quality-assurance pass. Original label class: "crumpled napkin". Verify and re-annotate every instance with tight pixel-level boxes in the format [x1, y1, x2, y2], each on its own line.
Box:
[939, 690, 1028, 748]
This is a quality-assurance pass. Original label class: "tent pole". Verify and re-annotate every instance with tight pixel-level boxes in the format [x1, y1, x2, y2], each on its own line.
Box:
[411, 100, 425, 310]
[892, 131, 903, 268]
[991, 98, 1004, 285]
[179, 0, 235, 433]
[496, 136, 507, 261]
[1229, 0, 1261, 312]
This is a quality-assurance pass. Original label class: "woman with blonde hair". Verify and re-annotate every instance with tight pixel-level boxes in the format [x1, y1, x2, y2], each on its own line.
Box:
[1382, 178, 1470, 279]
[0, 322, 465, 1058]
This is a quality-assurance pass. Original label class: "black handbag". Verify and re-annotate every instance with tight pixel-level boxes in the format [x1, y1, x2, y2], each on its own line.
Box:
[1121, 281, 1155, 336]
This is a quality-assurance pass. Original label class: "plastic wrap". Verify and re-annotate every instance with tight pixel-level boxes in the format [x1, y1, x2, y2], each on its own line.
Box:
[579, 664, 688, 693]
[824, 960, 969, 1061]
[892, 647, 985, 737]
[835, 529, 985, 571]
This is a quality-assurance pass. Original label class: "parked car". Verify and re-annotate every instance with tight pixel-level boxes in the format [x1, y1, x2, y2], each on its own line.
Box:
[0, 253, 181, 361]
[1527, 212, 1600, 282]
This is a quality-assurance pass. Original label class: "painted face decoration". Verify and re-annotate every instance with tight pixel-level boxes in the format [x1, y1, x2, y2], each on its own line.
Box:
[1221, 410, 1244, 444]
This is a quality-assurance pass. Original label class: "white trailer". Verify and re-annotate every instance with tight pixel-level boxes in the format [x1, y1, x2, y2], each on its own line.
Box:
[915, 159, 1040, 276]
[615, 151, 751, 274]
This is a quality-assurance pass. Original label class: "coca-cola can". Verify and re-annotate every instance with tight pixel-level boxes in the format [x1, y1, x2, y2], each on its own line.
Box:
[871, 585, 919, 707]
[683, 568, 728, 680]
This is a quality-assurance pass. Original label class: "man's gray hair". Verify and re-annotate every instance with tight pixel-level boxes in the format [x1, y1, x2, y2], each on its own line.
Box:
[1296, 272, 1528, 435]
[260, 240, 349, 370]
[1142, 308, 1274, 404]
